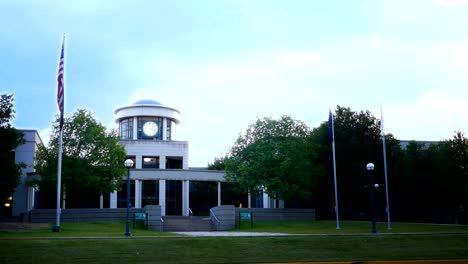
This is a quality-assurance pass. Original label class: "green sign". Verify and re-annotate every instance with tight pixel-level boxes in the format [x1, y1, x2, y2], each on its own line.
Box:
[238, 212, 253, 228]
[240, 212, 251, 220]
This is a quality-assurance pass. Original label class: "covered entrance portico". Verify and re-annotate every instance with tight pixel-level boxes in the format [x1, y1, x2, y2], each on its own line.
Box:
[110, 169, 226, 216]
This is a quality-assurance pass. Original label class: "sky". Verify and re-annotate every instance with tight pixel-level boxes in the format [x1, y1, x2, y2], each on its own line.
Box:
[3, 0, 468, 167]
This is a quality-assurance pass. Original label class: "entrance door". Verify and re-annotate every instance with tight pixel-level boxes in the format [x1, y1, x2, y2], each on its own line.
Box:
[165, 180, 182, 215]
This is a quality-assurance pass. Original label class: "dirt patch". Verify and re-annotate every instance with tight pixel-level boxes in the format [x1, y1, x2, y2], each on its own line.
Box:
[0, 222, 49, 232]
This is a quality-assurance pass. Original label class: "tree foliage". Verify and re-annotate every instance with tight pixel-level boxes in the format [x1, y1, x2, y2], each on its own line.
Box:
[225, 116, 323, 203]
[34, 109, 126, 208]
[207, 156, 226, 170]
[0, 94, 25, 204]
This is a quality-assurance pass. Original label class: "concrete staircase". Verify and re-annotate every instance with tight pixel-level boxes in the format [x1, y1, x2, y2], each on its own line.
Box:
[162, 216, 215, 232]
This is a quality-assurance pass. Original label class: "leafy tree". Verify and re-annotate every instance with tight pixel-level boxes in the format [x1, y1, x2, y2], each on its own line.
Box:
[0, 94, 25, 214]
[225, 116, 323, 205]
[311, 106, 401, 220]
[34, 109, 126, 208]
[207, 156, 226, 170]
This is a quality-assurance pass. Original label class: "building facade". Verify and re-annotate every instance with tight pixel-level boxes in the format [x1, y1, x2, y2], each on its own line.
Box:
[10, 130, 43, 217]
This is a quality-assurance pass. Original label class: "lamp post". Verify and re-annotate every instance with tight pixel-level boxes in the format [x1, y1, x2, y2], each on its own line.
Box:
[366, 163, 377, 234]
[124, 159, 134, 237]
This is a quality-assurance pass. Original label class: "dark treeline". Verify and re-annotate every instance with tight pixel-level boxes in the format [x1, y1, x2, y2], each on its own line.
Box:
[214, 106, 468, 224]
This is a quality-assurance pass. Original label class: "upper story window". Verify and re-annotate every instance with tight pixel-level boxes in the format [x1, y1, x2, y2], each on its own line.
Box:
[138, 117, 162, 140]
[120, 118, 133, 140]
[166, 120, 176, 140]
[142, 156, 159, 169]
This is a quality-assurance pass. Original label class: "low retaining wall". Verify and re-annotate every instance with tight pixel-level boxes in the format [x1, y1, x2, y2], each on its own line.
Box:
[29, 208, 143, 223]
[144, 205, 163, 231]
[235, 208, 315, 221]
[210, 205, 235, 231]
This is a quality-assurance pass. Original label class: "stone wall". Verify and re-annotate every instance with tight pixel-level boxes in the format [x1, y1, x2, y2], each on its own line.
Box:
[235, 208, 315, 221]
[210, 205, 235, 231]
[144, 205, 163, 231]
[29, 208, 143, 223]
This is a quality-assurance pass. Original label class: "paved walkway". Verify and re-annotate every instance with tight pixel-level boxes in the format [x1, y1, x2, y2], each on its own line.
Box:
[173, 231, 291, 236]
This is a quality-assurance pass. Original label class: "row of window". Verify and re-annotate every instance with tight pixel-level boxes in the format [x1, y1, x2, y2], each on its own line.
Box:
[125, 156, 183, 169]
[119, 117, 176, 140]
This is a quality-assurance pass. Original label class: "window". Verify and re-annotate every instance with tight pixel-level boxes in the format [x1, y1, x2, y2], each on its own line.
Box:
[166, 120, 176, 140]
[142, 156, 159, 169]
[119, 118, 133, 139]
[166, 156, 183, 169]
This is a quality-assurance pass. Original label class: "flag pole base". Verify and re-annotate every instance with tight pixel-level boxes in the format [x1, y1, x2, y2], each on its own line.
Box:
[52, 226, 61, 232]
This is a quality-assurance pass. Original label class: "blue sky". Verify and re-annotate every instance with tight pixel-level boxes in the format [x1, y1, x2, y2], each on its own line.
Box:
[3, 0, 468, 166]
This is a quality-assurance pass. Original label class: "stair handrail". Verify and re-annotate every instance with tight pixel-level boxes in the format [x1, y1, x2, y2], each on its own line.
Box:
[160, 216, 164, 232]
[209, 209, 220, 231]
[188, 208, 194, 217]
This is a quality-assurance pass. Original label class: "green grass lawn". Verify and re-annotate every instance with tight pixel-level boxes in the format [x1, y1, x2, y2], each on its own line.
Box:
[1, 221, 468, 263]
[235, 220, 468, 234]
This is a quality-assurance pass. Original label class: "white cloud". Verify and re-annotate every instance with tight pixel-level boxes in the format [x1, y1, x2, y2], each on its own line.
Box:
[385, 91, 468, 141]
[418, 41, 468, 77]
[433, 0, 468, 7]
[277, 53, 322, 66]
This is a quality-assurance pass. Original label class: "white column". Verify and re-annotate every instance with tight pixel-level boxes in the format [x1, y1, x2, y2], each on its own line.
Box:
[279, 199, 285, 208]
[135, 155, 142, 169]
[182, 180, 187, 216]
[248, 192, 251, 208]
[135, 180, 142, 208]
[100, 193, 104, 209]
[159, 179, 166, 216]
[217, 182, 221, 206]
[263, 188, 269, 208]
[133, 117, 138, 140]
[186, 180, 190, 215]
[159, 156, 166, 169]
[162, 118, 167, 140]
[110, 191, 117, 208]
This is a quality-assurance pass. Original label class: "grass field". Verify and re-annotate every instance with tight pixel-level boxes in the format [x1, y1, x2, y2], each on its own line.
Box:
[1, 221, 467, 263]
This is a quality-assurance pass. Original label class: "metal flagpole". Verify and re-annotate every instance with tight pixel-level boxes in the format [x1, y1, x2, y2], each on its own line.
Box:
[381, 103, 391, 230]
[54, 123, 63, 232]
[329, 109, 340, 229]
[53, 35, 65, 232]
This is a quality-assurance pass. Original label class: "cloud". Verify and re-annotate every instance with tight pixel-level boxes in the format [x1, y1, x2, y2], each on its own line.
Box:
[418, 41, 468, 77]
[277, 53, 322, 66]
[385, 91, 468, 141]
[433, 0, 468, 7]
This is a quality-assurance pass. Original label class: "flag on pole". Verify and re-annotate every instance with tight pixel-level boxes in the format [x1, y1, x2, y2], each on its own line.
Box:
[53, 35, 65, 232]
[57, 38, 65, 129]
[329, 108, 340, 229]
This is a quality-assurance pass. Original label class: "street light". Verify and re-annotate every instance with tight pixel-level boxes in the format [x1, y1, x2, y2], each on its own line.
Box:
[366, 163, 377, 234]
[124, 159, 134, 237]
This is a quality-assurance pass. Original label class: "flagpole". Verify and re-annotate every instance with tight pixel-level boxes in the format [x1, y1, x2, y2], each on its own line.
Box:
[329, 109, 340, 229]
[54, 120, 63, 231]
[53, 35, 65, 232]
[381, 103, 391, 230]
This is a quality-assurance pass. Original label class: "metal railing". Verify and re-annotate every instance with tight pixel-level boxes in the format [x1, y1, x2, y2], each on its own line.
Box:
[188, 208, 194, 217]
[209, 209, 220, 231]
[160, 216, 164, 232]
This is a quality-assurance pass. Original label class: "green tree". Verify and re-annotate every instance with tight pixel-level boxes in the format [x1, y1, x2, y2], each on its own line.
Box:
[225, 116, 323, 205]
[0, 94, 25, 214]
[207, 156, 226, 170]
[311, 106, 402, 220]
[34, 109, 126, 208]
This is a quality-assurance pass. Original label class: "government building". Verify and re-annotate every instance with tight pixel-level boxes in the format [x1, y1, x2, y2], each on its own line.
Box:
[5, 99, 279, 218]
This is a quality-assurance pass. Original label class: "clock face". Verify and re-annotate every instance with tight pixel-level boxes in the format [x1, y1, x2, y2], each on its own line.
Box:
[143, 121, 158, 137]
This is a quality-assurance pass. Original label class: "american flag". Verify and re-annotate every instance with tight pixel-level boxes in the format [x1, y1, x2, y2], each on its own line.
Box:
[57, 39, 65, 113]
